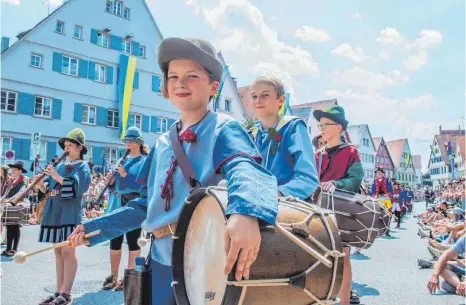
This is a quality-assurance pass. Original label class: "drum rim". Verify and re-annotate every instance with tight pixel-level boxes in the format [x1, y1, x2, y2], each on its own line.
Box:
[171, 187, 227, 305]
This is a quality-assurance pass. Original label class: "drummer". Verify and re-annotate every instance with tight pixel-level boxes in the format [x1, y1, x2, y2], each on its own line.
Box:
[249, 76, 319, 200]
[370, 166, 394, 236]
[68, 37, 278, 305]
[313, 105, 364, 305]
[1, 161, 28, 257]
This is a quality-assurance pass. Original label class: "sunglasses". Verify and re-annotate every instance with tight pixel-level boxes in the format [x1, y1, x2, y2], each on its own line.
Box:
[318, 123, 339, 129]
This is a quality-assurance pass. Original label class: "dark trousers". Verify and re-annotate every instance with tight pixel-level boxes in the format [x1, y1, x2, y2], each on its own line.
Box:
[151, 260, 176, 305]
[6, 224, 20, 251]
[394, 211, 402, 227]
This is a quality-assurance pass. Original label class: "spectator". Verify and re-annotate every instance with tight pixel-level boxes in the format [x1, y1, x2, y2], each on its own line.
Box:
[88, 158, 94, 174]
[29, 154, 43, 174]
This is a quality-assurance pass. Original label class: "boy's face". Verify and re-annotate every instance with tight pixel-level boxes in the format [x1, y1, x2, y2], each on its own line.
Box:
[319, 117, 342, 142]
[376, 171, 384, 179]
[166, 59, 219, 112]
[318, 138, 326, 149]
[250, 83, 284, 119]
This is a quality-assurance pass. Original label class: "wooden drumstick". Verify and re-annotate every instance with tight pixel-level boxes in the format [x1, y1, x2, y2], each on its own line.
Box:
[275, 224, 333, 268]
[14, 230, 101, 264]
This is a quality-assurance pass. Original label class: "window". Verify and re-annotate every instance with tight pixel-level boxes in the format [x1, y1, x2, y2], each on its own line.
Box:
[34, 96, 52, 118]
[113, 1, 122, 16]
[133, 114, 142, 130]
[95, 64, 106, 83]
[225, 99, 232, 112]
[139, 45, 146, 58]
[123, 8, 130, 19]
[55, 21, 64, 34]
[122, 40, 132, 54]
[97, 32, 109, 47]
[105, 0, 112, 12]
[1, 90, 17, 112]
[61, 55, 79, 76]
[84, 146, 93, 162]
[82, 105, 96, 124]
[1, 137, 12, 158]
[108, 110, 119, 128]
[157, 118, 168, 133]
[385, 157, 388, 165]
[104, 148, 118, 165]
[73, 25, 82, 39]
[30, 141, 47, 161]
[30, 53, 42, 68]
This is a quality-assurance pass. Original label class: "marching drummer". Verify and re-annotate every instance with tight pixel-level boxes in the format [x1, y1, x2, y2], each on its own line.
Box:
[371, 166, 394, 236]
[313, 105, 364, 305]
[102, 126, 147, 291]
[68, 37, 278, 305]
[33, 128, 91, 305]
[1, 161, 28, 257]
[249, 76, 319, 200]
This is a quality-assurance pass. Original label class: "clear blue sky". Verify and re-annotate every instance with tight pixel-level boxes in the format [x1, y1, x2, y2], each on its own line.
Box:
[2, 0, 465, 170]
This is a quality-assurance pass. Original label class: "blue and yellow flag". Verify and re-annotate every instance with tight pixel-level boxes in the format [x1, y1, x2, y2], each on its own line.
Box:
[117, 54, 137, 139]
[279, 93, 291, 116]
[404, 154, 411, 169]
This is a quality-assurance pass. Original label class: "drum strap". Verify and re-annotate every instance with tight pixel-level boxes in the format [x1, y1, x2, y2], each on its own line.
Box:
[169, 123, 201, 193]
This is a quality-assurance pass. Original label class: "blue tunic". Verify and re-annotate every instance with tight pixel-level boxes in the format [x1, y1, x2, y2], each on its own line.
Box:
[84, 111, 278, 266]
[251, 116, 319, 199]
[39, 160, 91, 243]
[107, 155, 146, 213]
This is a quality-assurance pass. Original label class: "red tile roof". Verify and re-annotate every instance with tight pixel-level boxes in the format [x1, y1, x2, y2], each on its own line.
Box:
[412, 155, 422, 170]
[292, 99, 338, 110]
[458, 135, 465, 162]
[237, 86, 254, 115]
[386, 139, 407, 169]
[372, 137, 382, 150]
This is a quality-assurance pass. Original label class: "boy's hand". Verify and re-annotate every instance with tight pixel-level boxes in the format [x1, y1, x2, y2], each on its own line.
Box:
[224, 214, 261, 281]
[67, 224, 90, 247]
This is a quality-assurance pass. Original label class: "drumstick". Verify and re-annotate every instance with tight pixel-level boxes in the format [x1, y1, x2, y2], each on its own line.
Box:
[14, 230, 101, 264]
[275, 224, 333, 268]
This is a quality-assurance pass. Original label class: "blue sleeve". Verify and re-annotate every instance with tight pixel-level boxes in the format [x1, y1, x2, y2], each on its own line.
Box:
[136, 145, 155, 185]
[119, 157, 146, 191]
[370, 182, 376, 196]
[60, 163, 91, 200]
[452, 236, 465, 255]
[83, 197, 147, 246]
[213, 121, 277, 225]
[278, 121, 319, 199]
[387, 181, 393, 194]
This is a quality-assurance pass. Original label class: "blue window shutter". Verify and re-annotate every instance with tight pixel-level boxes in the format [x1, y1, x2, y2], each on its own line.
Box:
[90, 29, 98, 44]
[52, 52, 62, 72]
[128, 114, 135, 127]
[52, 99, 62, 120]
[17, 92, 35, 115]
[133, 41, 140, 56]
[152, 75, 161, 93]
[133, 71, 139, 89]
[21, 139, 31, 161]
[119, 149, 126, 158]
[73, 103, 83, 122]
[150, 116, 158, 132]
[79, 60, 89, 78]
[97, 107, 108, 126]
[110, 35, 122, 50]
[116, 67, 120, 84]
[12, 138, 22, 159]
[47, 141, 56, 161]
[106, 66, 114, 84]
[142, 115, 150, 132]
[168, 119, 177, 129]
[88, 61, 96, 80]
[93, 146, 104, 165]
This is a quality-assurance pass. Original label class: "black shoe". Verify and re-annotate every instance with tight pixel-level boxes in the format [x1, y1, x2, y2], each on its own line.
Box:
[5, 250, 15, 257]
[39, 292, 60, 305]
[350, 290, 361, 304]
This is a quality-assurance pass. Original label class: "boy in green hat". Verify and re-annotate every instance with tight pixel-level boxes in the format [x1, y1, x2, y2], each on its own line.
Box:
[314, 105, 364, 305]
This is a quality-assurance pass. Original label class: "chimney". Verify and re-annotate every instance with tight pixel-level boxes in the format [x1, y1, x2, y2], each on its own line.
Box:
[1, 37, 9, 53]
[232, 77, 238, 88]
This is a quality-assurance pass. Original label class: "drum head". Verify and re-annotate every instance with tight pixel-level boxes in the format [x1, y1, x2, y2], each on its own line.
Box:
[172, 188, 228, 305]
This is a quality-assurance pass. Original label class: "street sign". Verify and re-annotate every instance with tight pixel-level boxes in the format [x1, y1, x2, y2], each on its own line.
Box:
[31, 142, 41, 159]
[5, 150, 14, 164]
[31, 132, 41, 143]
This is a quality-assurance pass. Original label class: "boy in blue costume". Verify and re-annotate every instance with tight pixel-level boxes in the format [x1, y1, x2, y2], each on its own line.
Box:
[249, 77, 319, 200]
[102, 126, 148, 291]
[68, 38, 278, 305]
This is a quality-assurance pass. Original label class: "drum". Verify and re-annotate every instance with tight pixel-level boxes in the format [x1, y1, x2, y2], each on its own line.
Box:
[172, 187, 344, 305]
[1, 204, 31, 225]
[313, 188, 391, 249]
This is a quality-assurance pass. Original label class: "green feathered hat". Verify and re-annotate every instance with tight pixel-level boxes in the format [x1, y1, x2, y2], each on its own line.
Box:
[58, 128, 87, 155]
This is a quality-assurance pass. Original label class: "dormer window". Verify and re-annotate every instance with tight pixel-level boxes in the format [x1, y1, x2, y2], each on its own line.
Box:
[113, 1, 122, 16]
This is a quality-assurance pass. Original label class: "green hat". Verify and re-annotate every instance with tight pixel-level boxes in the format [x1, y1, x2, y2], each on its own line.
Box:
[58, 128, 87, 155]
[122, 126, 144, 144]
[313, 105, 349, 130]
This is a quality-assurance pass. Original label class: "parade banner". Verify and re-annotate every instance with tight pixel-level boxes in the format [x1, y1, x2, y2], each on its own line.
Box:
[213, 65, 229, 112]
[404, 154, 411, 170]
[279, 93, 291, 116]
[117, 54, 137, 139]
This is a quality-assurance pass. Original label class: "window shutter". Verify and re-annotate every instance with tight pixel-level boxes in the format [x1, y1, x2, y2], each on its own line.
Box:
[52, 99, 62, 120]
[90, 29, 98, 44]
[79, 59, 88, 78]
[132, 41, 140, 56]
[47, 141, 57, 161]
[21, 139, 31, 161]
[152, 75, 161, 93]
[88, 61, 96, 80]
[150, 116, 158, 132]
[52, 52, 62, 72]
[97, 107, 108, 126]
[128, 114, 135, 127]
[168, 119, 177, 129]
[119, 148, 127, 158]
[106, 66, 114, 84]
[133, 71, 139, 89]
[73, 103, 83, 122]
[93, 146, 104, 165]
[12, 138, 22, 159]
[110, 35, 122, 50]
[142, 115, 150, 132]
[17, 92, 35, 115]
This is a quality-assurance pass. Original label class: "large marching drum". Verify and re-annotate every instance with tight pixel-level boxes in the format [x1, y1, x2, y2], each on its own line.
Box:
[313, 188, 391, 249]
[1, 203, 31, 225]
[171, 187, 345, 305]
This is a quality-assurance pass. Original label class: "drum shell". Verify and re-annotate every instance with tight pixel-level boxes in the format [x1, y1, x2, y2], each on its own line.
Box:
[1, 205, 30, 225]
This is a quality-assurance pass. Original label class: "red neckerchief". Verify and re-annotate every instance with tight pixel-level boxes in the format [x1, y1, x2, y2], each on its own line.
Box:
[9, 175, 24, 186]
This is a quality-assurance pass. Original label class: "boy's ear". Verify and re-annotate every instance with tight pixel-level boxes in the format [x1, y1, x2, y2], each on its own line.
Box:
[210, 81, 220, 96]
[278, 94, 286, 108]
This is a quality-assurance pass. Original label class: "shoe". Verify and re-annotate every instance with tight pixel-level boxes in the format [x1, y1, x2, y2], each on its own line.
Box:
[417, 258, 433, 268]
[353, 248, 361, 254]
[350, 290, 360, 304]
[49, 293, 72, 305]
[418, 228, 430, 238]
[5, 250, 15, 257]
[39, 292, 60, 305]
[114, 279, 124, 291]
[1, 250, 7, 256]
[102, 275, 117, 290]
[441, 281, 456, 293]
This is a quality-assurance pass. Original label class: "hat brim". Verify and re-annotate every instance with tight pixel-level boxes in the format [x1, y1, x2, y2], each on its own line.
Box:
[374, 168, 386, 173]
[58, 137, 87, 155]
[158, 38, 224, 82]
[122, 137, 144, 145]
[313, 110, 349, 130]
[8, 164, 27, 173]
